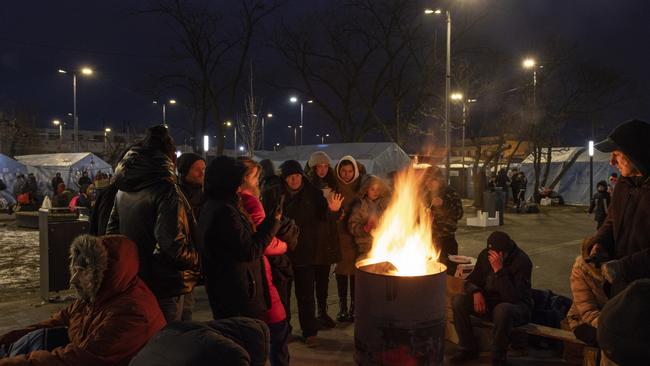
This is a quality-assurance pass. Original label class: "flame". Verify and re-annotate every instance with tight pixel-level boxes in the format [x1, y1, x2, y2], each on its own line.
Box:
[360, 167, 441, 276]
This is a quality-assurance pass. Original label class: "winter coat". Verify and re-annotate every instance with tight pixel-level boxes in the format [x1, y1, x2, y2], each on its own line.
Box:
[567, 256, 608, 331]
[89, 184, 118, 236]
[306, 167, 338, 200]
[199, 194, 280, 319]
[592, 175, 650, 292]
[282, 179, 341, 266]
[465, 243, 534, 310]
[348, 196, 389, 255]
[589, 190, 611, 223]
[430, 185, 464, 241]
[179, 180, 204, 220]
[240, 190, 287, 325]
[50, 176, 63, 192]
[12, 177, 27, 197]
[106, 146, 200, 299]
[0, 235, 166, 366]
[128, 317, 270, 366]
[334, 156, 363, 275]
[78, 176, 92, 188]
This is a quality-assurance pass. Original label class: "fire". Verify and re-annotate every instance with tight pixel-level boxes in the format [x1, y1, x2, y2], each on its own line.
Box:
[359, 167, 442, 276]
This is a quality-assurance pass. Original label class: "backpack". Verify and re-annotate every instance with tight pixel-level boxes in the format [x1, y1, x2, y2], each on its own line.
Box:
[530, 289, 572, 349]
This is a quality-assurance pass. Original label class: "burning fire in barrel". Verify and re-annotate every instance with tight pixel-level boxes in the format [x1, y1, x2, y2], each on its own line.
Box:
[355, 167, 447, 366]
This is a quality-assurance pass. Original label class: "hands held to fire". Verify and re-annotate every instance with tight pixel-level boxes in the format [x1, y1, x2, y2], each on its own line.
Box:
[473, 292, 487, 314]
[328, 193, 344, 212]
[488, 250, 504, 273]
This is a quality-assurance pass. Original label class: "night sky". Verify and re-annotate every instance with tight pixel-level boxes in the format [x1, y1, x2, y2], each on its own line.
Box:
[2, 0, 649, 147]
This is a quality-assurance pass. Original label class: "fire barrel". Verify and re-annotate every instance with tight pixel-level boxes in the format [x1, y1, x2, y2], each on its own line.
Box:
[354, 260, 447, 366]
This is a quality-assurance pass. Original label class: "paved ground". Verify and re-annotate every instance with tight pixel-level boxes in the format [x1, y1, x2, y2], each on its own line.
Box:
[0, 203, 595, 365]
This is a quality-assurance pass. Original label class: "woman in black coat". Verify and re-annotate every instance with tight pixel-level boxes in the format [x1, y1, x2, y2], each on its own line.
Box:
[199, 156, 281, 319]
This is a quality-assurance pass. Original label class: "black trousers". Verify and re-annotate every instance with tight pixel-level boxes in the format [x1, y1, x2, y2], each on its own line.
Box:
[438, 236, 459, 275]
[293, 265, 320, 337]
[268, 320, 290, 366]
[314, 265, 331, 313]
[452, 294, 530, 360]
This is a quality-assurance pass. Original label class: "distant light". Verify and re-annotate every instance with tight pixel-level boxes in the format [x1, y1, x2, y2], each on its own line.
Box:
[52, 119, 61, 126]
[81, 67, 93, 75]
[468, 98, 478, 103]
[152, 100, 158, 104]
[105, 128, 111, 133]
[288, 125, 292, 128]
[307, 100, 314, 104]
[289, 96, 298, 103]
[523, 58, 536, 69]
[275, 142, 280, 146]
[326, 133, 330, 137]
[203, 135, 209, 152]
[267, 113, 273, 118]
[58, 69, 67, 74]
[588, 140, 594, 157]
[450, 92, 464, 101]
[225, 121, 232, 127]
[239, 145, 245, 152]
[434, 9, 442, 14]
[169, 99, 177, 104]
[67, 113, 73, 116]
[424, 8, 434, 14]
[175, 151, 182, 158]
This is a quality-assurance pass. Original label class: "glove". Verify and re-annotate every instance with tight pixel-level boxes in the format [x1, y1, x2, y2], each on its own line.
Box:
[601, 260, 621, 283]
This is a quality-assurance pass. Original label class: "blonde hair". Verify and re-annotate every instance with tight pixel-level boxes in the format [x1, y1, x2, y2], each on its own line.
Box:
[359, 175, 389, 198]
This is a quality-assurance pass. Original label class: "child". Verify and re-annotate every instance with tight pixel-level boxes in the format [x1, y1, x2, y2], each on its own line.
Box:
[348, 175, 390, 257]
[589, 181, 610, 229]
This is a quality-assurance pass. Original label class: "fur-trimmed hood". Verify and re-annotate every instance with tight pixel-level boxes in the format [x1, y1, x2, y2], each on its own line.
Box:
[572, 255, 604, 283]
[70, 234, 140, 304]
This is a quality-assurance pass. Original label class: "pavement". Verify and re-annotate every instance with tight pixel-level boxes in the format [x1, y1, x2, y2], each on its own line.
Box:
[0, 202, 595, 365]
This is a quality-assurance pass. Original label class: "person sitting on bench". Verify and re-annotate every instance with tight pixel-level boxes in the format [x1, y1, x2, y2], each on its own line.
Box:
[450, 231, 533, 366]
[0, 235, 166, 365]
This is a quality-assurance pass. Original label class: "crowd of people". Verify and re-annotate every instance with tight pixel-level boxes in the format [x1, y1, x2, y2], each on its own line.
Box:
[1, 120, 649, 365]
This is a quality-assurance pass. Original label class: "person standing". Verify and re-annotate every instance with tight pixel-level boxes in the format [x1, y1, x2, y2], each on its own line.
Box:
[347, 175, 390, 257]
[279, 160, 343, 347]
[333, 155, 363, 323]
[424, 166, 464, 275]
[590, 119, 650, 296]
[78, 171, 92, 188]
[305, 151, 341, 329]
[50, 173, 64, 193]
[588, 180, 610, 230]
[107, 125, 200, 322]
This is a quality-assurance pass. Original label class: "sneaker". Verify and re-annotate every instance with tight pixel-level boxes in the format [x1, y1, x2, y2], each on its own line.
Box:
[449, 350, 479, 364]
[303, 335, 320, 348]
[317, 314, 336, 329]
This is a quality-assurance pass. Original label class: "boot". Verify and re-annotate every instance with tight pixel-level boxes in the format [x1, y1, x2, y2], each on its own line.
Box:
[346, 300, 355, 322]
[317, 305, 336, 329]
[336, 298, 348, 322]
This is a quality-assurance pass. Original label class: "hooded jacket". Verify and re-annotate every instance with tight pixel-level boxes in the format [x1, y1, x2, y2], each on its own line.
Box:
[0, 235, 166, 366]
[106, 146, 199, 299]
[567, 255, 608, 331]
[592, 175, 650, 292]
[347, 175, 390, 254]
[334, 155, 362, 275]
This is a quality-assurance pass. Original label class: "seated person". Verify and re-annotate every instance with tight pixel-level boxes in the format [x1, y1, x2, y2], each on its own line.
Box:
[51, 183, 74, 208]
[0, 235, 166, 365]
[566, 238, 608, 346]
[450, 231, 533, 366]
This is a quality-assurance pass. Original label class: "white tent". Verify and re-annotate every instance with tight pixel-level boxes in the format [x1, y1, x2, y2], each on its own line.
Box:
[15, 153, 113, 194]
[519, 147, 615, 205]
[253, 143, 411, 176]
[0, 154, 28, 193]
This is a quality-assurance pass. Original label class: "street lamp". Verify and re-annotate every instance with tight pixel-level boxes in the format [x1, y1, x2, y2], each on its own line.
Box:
[224, 121, 237, 156]
[316, 133, 330, 144]
[425, 8, 452, 182]
[58, 66, 94, 152]
[153, 99, 176, 128]
[104, 127, 111, 152]
[451, 93, 477, 172]
[288, 125, 297, 146]
[289, 97, 313, 145]
[52, 119, 62, 145]
[274, 142, 281, 151]
[589, 140, 594, 203]
[262, 112, 273, 150]
[522, 58, 538, 108]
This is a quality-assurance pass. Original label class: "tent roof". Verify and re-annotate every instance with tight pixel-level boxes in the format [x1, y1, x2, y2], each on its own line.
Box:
[0, 153, 27, 170]
[521, 147, 611, 164]
[15, 152, 109, 168]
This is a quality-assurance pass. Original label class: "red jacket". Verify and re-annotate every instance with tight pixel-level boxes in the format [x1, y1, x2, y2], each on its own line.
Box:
[0, 235, 166, 366]
[240, 190, 287, 324]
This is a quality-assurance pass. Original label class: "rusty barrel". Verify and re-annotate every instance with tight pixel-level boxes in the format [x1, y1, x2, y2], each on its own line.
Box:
[354, 259, 447, 366]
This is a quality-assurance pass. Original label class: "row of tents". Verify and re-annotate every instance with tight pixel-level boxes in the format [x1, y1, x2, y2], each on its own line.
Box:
[0, 153, 112, 196]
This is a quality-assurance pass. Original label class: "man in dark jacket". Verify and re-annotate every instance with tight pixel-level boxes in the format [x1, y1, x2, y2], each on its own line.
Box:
[77, 171, 92, 188]
[199, 156, 280, 320]
[107, 125, 199, 322]
[50, 173, 64, 193]
[278, 160, 343, 347]
[450, 231, 533, 366]
[590, 119, 650, 296]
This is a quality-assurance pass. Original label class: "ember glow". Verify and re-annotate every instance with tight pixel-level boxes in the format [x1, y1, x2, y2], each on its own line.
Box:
[359, 167, 442, 276]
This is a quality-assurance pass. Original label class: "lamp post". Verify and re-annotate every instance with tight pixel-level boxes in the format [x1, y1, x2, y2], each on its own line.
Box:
[153, 99, 176, 127]
[52, 119, 62, 145]
[274, 142, 281, 151]
[288, 125, 297, 146]
[262, 113, 272, 150]
[589, 140, 594, 204]
[104, 128, 111, 152]
[58, 67, 93, 152]
[225, 121, 236, 156]
[451, 93, 477, 172]
[289, 97, 313, 145]
[203, 135, 210, 158]
[316, 133, 330, 144]
[522, 58, 538, 110]
[425, 8, 451, 182]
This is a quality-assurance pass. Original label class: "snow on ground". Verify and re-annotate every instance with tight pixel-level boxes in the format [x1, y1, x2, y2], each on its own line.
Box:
[0, 223, 39, 299]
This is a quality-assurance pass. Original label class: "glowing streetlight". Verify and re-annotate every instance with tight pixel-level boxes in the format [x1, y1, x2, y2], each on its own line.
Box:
[203, 135, 210, 153]
[316, 133, 330, 144]
[290, 96, 310, 145]
[289, 96, 298, 103]
[522, 58, 536, 69]
[81, 67, 93, 75]
[53, 119, 62, 144]
[154, 99, 177, 127]
[262, 113, 273, 150]
[58, 66, 94, 152]
[224, 121, 237, 155]
[450, 92, 464, 101]
[104, 127, 111, 152]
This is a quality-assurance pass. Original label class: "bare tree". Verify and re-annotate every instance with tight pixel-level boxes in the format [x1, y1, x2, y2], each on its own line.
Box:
[0, 100, 38, 157]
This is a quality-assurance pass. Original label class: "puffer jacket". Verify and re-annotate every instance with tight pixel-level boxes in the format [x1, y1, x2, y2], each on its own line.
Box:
[334, 156, 363, 275]
[592, 175, 650, 293]
[347, 196, 389, 255]
[106, 146, 199, 299]
[567, 255, 608, 331]
[0, 235, 166, 366]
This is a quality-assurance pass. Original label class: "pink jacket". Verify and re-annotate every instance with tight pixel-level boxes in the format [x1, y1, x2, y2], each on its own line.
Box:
[239, 190, 287, 324]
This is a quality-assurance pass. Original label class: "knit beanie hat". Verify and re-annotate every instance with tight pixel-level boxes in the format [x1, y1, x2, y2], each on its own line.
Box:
[204, 155, 247, 197]
[176, 153, 204, 179]
[598, 279, 650, 364]
[308, 151, 332, 168]
[487, 231, 515, 253]
[279, 160, 303, 179]
[594, 119, 650, 175]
